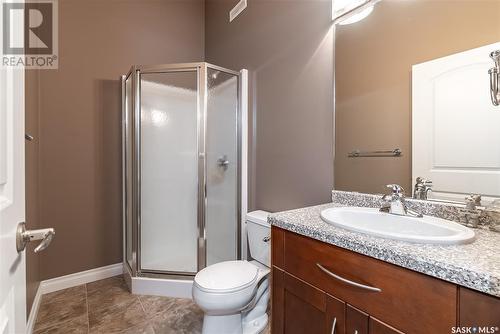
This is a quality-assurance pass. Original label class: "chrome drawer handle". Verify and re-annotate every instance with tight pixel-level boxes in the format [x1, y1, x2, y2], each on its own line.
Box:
[330, 317, 337, 334]
[316, 263, 382, 293]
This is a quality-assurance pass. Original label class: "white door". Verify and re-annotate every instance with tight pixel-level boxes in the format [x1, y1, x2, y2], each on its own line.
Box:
[0, 65, 27, 332]
[412, 42, 500, 202]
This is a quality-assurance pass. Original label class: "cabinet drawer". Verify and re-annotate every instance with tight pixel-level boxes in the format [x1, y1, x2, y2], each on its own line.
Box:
[283, 230, 457, 334]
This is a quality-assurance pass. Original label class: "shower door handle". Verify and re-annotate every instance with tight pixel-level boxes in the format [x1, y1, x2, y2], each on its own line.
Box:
[217, 155, 229, 171]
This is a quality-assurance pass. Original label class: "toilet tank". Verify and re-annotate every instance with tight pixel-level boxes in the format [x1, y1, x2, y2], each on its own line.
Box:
[246, 210, 271, 267]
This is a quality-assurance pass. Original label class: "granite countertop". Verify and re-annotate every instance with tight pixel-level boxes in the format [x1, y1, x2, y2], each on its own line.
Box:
[269, 201, 500, 298]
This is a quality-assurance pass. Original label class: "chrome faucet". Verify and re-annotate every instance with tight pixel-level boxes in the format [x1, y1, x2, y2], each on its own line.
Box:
[380, 184, 423, 218]
[413, 177, 432, 200]
[460, 194, 482, 228]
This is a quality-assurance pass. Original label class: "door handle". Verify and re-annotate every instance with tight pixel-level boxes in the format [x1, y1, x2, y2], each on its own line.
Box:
[330, 317, 337, 334]
[217, 155, 229, 170]
[16, 222, 55, 253]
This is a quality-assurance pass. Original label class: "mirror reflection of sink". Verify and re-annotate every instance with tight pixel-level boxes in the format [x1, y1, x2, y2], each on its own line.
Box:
[320, 207, 475, 245]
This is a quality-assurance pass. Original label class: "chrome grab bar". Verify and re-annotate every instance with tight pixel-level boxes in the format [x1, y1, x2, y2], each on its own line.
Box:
[348, 148, 401, 158]
[316, 263, 382, 293]
[330, 317, 337, 334]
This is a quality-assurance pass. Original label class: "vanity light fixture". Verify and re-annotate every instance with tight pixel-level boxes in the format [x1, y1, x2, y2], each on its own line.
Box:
[332, 0, 378, 25]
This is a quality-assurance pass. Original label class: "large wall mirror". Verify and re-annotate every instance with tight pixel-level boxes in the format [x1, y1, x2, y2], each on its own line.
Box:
[334, 0, 500, 203]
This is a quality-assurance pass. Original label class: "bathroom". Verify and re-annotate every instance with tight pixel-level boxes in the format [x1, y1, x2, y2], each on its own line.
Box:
[0, 0, 499, 333]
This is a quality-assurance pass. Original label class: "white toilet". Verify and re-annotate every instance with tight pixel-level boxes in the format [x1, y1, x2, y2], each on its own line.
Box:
[192, 210, 271, 334]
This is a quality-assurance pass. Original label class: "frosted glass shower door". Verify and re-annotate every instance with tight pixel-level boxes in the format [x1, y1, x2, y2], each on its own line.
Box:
[140, 71, 198, 273]
[205, 68, 239, 266]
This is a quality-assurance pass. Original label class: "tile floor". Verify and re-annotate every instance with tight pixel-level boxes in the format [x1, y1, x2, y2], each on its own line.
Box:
[33, 275, 203, 334]
[33, 275, 271, 334]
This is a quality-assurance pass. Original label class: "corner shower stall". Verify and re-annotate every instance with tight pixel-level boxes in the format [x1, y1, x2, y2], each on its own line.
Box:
[121, 63, 245, 294]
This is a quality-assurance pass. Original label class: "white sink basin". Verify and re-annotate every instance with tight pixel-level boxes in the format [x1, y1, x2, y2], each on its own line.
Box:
[320, 207, 475, 245]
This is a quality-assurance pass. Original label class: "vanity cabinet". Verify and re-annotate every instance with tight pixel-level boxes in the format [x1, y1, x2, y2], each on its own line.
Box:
[273, 267, 405, 334]
[271, 226, 500, 334]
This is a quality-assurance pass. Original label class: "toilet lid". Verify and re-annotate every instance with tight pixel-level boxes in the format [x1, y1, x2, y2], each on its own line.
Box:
[194, 261, 258, 293]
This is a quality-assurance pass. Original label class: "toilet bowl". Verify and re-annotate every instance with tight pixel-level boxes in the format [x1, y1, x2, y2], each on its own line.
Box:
[192, 210, 270, 334]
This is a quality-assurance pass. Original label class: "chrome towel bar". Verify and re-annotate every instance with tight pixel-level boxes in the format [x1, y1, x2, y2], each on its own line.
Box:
[348, 148, 402, 158]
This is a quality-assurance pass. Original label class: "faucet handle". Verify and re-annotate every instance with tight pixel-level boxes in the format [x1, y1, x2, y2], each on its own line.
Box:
[465, 194, 482, 208]
[386, 184, 405, 195]
[416, 177, 432, 186]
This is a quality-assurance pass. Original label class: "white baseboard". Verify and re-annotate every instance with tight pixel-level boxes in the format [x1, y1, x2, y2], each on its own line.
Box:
[131, 276, 193, 299]
[26, 263, 123, 333]
[26, 284, 43, 334]
[40, 263, 123, 295]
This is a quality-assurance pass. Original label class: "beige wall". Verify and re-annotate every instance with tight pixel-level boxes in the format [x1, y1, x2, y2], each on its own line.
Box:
[206, 0, 335, 212]
[25, 0, 205, 295]
[25, 69, 41, 315]
[335, 0, 500, 195]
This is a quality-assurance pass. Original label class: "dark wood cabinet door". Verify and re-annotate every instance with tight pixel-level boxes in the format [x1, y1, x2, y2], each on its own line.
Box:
[272, 267, 285, 334]
[346, 305, 369, 334]
[327, 294, 346, 334]
[369, 318, 404, 334]
[283, 272, 327, 334]
[459, 287, 500, 328]
[285, 290, 326, 334]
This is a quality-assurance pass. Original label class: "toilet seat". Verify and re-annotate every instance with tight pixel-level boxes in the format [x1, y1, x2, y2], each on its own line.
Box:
[194, 261, 259, 294]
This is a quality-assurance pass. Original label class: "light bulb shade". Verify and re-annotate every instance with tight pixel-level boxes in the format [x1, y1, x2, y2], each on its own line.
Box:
[332, 0, 376, 24]
[338, 6, 373, 25]
[332, 0, 366, 18]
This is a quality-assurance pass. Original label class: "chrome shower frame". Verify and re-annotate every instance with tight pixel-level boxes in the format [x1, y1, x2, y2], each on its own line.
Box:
[121, 62, 242, 280]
